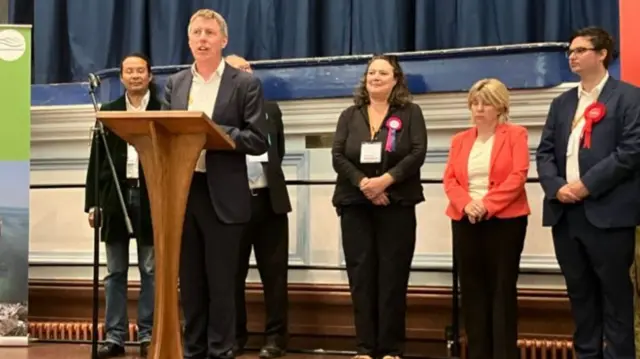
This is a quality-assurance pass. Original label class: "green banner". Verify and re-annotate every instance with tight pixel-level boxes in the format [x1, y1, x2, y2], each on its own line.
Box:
[0, 24, 31, 347]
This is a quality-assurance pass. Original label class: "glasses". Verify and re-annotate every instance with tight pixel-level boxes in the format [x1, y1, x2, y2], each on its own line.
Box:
[566, 47, 596, 57]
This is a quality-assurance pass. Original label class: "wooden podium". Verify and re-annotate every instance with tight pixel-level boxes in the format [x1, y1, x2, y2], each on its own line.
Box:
[95, 111, 235, 359]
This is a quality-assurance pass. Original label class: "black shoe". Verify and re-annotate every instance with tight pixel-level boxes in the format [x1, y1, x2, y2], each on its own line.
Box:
[97, 342, 125, 358]
[232, 342, 245, 357]
[258, 344, 286, 359]
[140, 341, 150, 357]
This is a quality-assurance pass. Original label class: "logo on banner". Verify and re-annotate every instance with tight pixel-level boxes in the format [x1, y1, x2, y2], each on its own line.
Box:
[0, 29, 27, 61]
[0, 30, 26, 62]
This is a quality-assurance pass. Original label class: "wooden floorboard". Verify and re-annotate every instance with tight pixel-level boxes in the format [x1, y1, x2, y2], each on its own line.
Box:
[0, 343, 352, 359]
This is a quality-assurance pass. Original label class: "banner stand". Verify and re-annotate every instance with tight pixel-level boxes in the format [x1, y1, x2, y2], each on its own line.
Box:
[0, 23, 32, 347]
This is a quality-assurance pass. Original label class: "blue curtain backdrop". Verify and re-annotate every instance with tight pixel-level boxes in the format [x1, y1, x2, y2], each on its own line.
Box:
[9, 0, 619, 84]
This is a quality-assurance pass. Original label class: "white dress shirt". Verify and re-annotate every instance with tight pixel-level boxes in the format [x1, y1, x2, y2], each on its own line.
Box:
[124, 90, 150, 179]
[565, 72, 609, 183]
[246, 112, 269, 189]
[188, 60, 225, 172]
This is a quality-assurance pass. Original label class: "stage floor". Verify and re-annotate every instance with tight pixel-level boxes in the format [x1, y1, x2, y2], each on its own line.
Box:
[0, 343, 348, 358]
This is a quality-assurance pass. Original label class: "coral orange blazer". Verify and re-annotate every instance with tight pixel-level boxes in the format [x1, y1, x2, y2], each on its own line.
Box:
[443, 123, 531, 220]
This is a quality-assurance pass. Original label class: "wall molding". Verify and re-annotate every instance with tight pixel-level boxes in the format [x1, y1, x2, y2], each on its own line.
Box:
[30, 83, 578, 145]
[30, 150, 312, 266]
[411, 253, 559, 272]
[30, 149, 540, 172]
[336, 251, 559, 272]
[30, 157, 88, 171]
[31, 104, 96, 144]
[278, 83, 576, 134]
[28, 86, 571, 273]
[283, 151, 311, 265]
[28, 249, 559, 272]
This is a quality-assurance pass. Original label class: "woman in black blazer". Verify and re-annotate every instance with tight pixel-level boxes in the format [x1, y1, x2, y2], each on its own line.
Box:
[331, 54, 427, 359]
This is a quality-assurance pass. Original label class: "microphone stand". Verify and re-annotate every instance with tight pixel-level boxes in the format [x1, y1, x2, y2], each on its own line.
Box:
[87, 77, 134, 359]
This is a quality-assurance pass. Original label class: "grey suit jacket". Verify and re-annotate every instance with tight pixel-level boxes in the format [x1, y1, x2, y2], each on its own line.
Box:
[162, 63, 269, 224]
[536, 77, 640, 229]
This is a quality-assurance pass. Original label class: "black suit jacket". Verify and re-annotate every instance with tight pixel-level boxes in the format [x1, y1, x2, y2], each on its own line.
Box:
[331, 102, 427, 207]
[84, 94, 162, 245]
[262, 101, 292, 214]
[162, 64, 269, 224]
[536, 77, 640, 228]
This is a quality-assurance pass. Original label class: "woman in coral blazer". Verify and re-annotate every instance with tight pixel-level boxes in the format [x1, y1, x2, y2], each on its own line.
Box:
[443, 78, 530, 359]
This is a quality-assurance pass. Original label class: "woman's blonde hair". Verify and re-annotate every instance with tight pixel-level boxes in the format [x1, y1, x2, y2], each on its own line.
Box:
[467, 78, 510, 124]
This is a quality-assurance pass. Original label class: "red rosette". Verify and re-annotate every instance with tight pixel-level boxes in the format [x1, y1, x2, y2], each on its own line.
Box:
[582, 102, 606, 148]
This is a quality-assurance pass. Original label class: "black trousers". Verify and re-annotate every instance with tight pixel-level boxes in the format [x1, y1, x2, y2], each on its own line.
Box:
[452, 215, 527, 359]
[552, 205, 635, 359]
[340, 204, 417, 357]
[235, 188, 289, 348]
[180, 173, 243, 359]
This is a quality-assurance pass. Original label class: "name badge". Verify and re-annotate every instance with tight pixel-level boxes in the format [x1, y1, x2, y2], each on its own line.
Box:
[248, 151, 269, 163]
[360, 142, 382, 163]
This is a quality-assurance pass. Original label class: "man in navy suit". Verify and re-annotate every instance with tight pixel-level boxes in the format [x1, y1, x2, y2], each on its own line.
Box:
[162, 9, 269, 359]
[536, 27, 640, 359]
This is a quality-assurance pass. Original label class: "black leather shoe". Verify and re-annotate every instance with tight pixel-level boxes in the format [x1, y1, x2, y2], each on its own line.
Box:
[232, 343, 245, 357]
[258, 344, 285, 359]
[140, 341, 150, 357]
[97, 342, 125, 358]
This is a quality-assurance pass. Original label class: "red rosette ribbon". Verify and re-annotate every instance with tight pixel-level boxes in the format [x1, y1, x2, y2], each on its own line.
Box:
[582, 102, 606, 149]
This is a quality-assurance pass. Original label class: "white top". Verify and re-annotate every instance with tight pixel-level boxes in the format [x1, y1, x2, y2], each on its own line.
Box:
[467, 135, 494, 200]
[124, 90, 150, 179]
[565, 72, 609, 183]
[188, 60, 225, 173]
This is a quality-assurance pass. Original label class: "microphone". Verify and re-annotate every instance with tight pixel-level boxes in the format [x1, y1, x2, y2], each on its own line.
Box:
[88, 73, 101, 91]
[87, 73, 101, 113]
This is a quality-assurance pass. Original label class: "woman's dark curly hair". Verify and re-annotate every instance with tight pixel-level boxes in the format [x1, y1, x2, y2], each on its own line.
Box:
[353, 54, 412, 107]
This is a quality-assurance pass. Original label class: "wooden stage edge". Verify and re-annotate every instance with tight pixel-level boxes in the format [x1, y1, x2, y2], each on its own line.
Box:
[0, 343, 351, 359]
[27, 280, 574, 357]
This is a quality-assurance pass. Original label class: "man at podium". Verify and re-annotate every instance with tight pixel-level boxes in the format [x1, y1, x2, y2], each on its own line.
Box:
[161, 9, 269, 359]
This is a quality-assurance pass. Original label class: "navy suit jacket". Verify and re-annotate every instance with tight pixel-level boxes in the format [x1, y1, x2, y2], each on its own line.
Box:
[536, 77, 640, 229]
[162, 63, 269, 224]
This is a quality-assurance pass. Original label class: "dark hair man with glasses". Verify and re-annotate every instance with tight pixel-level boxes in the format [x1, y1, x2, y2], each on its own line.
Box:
[537, 27, 640, 359]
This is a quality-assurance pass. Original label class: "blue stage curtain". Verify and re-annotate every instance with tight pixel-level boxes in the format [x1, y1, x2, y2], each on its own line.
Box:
[9, 0, 619, 84]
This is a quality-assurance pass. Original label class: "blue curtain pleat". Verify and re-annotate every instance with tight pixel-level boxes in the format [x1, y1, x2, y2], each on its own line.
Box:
[8, 0, 619, 84]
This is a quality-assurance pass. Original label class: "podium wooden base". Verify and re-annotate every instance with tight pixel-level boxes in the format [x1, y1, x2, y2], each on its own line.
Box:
[132, 123, 206, 359]
[95, 110, 234, 359]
